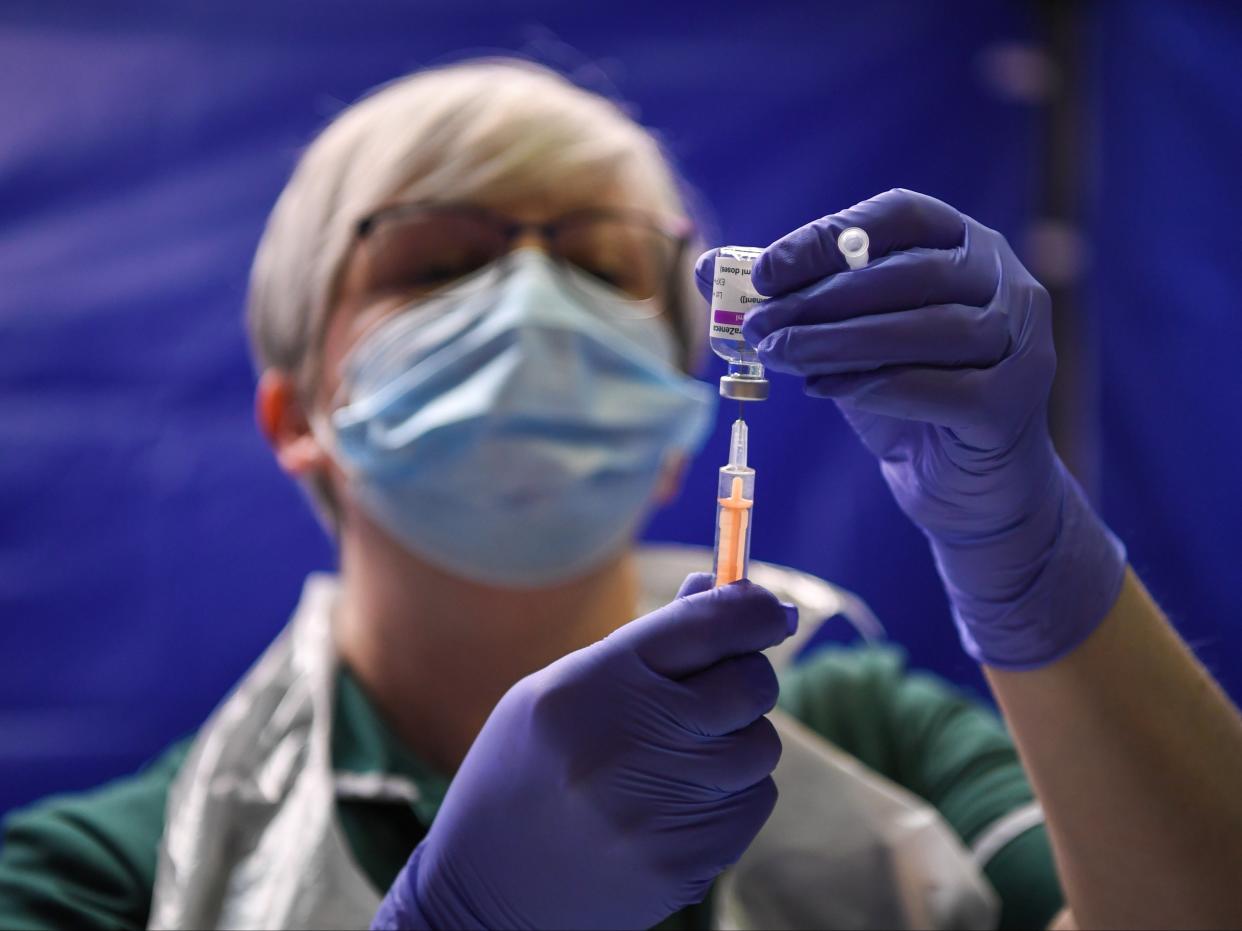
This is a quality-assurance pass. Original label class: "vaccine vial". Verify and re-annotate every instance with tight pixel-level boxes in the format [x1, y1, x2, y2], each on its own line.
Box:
[709, 246, 770, 402]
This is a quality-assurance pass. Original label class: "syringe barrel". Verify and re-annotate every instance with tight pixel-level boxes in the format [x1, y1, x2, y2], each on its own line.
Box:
[713, 465, 755, 587]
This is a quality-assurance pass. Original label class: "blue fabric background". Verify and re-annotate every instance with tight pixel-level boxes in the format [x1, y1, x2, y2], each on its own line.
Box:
[2, 0, 1238, 817]
[1085, 0, 1242, 702]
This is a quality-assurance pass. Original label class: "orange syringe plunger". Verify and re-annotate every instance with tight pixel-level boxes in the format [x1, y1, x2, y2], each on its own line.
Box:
[713, 419, 755, 587]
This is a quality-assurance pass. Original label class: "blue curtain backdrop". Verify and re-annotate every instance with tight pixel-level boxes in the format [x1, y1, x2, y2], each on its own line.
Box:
[1, 0, 1237, 818]
[1086, 0, 1242, 700]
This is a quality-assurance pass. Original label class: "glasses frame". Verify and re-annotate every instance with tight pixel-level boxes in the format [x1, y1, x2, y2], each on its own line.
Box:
[352, 200, 692, 310]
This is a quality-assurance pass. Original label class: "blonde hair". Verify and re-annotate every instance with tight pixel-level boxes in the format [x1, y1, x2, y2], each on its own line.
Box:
[247, 58, 700, 398]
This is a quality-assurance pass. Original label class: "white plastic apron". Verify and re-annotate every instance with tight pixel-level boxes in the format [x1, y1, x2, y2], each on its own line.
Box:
[150, 546, 1004, 930]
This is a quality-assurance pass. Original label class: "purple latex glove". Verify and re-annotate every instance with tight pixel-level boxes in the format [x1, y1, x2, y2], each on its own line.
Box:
[372, 574, 795, 930]
[694, 189, 1125, 669]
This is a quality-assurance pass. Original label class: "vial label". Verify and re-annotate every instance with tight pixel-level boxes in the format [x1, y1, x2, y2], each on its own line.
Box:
[711, 247, 765, 342]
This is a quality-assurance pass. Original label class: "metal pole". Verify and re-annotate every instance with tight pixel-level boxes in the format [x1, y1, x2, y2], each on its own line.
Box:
[1036, 0, 1100, 499]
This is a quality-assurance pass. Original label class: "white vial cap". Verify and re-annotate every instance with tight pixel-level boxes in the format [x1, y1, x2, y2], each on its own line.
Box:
[837, 227, 870, 270]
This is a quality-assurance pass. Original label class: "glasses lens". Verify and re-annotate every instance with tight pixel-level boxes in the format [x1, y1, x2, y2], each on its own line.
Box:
[552, 215, 676, 303]
[358, 208, 509, 304]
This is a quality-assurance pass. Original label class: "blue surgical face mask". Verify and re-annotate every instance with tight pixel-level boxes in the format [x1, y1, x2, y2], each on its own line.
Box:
[325, 248, 716, 587]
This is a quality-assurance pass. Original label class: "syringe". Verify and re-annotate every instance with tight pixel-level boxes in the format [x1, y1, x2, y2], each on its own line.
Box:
[713, 417, 755, 587]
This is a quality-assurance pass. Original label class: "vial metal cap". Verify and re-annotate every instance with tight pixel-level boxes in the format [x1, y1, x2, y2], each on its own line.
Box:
[719, 375, 769, 401]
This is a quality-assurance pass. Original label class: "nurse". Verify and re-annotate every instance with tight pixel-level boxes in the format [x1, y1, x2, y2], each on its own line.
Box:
[1, 60, 1062, 930]
[7, 58, 1239, 931]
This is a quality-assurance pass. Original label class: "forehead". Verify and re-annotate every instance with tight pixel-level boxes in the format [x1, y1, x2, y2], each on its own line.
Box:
[456, 183, 645, 222]
[450, 148, 667, 219]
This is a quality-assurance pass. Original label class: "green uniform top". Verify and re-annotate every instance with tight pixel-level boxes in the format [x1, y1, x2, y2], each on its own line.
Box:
[0, 646, 1062, 930]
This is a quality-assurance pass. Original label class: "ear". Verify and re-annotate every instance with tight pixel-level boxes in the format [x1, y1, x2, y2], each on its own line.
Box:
[653, 452, 689, 506]
[256, 369, 329, 477]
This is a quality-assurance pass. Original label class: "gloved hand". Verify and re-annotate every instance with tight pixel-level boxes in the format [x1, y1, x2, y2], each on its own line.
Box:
[372, 574, 795, 930]
[695, 189, 1125, 669]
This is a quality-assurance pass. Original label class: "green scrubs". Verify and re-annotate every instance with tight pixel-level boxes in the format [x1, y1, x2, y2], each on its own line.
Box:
[0, 645, 1062, 930]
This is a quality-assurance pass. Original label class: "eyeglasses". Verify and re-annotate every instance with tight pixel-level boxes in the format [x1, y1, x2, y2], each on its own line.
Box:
[350, 202, 691, 313]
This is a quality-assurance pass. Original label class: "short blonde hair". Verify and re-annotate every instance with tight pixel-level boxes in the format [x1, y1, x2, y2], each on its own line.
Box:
[247, 58, 701, 399]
